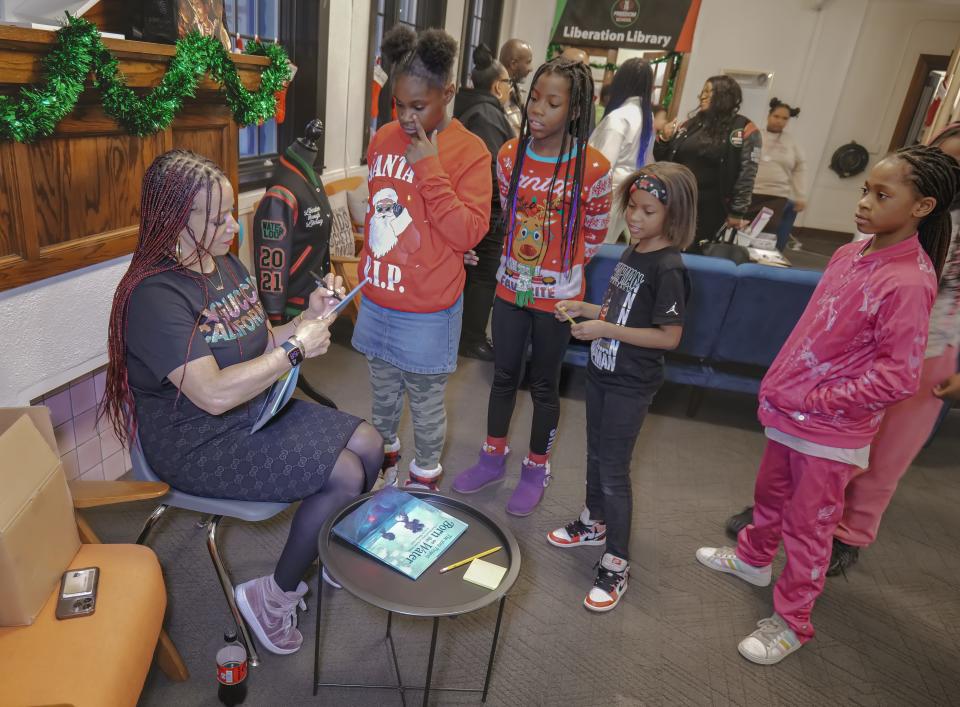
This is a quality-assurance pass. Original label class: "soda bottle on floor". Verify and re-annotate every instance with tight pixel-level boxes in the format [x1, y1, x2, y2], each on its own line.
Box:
[217, 629, 248, 705]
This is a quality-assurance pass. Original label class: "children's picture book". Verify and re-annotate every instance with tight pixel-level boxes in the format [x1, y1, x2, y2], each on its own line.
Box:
[332, 487, 468, 579]
[250, 364, 300, 434]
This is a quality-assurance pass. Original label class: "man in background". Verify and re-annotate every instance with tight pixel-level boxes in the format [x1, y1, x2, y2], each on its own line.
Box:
[499, 38, 534, 135]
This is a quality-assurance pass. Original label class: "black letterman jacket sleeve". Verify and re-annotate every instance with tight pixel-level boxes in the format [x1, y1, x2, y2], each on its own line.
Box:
[729, 122, 762, 218]
[253, 186, 299, 324]
[652, 119, 686, 162]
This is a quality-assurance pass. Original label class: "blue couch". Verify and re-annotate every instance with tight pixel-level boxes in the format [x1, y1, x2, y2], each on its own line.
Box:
[564, 244, 823, 414]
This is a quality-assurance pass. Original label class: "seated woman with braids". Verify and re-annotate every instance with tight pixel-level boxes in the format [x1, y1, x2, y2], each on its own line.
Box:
[102, 150, 383, 657]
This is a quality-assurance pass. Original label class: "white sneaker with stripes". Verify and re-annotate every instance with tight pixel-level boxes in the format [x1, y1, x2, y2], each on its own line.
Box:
[738, 614, 802, 665]
[695, 546, 772, 587]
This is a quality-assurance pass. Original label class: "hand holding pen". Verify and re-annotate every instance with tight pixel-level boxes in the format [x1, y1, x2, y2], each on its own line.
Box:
[309, 269, 346, 318]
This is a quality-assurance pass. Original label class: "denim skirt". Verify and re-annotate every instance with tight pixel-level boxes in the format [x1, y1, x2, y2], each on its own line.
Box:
[352, 294, 462, 374]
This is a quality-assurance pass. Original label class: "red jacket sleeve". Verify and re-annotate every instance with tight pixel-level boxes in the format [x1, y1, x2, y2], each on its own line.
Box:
[581, 157, 612, 263]
[412, 145, 492, 252]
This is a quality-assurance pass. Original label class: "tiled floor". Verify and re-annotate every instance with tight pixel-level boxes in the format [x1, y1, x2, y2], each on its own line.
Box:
[83, 330, 960, 706]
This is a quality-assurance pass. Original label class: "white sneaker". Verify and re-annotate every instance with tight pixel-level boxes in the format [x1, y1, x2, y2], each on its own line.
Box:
[695, 546, 772, 587]
[547, 508, 607, 548]
[584, 553, 628, 613]
[738, 614, 802, 665]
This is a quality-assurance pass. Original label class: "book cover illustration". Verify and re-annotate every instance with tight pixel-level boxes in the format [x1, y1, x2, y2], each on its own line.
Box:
[250, 364, 300, 434]
[332, 486, 468, 580]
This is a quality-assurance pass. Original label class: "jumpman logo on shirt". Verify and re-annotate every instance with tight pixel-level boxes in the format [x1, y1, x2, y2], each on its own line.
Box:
[665, 302, 679, 316]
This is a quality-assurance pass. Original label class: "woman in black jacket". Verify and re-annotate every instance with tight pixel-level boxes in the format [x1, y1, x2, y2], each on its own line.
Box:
[654, 75, 762, 244]
[454, 44, 515, 360]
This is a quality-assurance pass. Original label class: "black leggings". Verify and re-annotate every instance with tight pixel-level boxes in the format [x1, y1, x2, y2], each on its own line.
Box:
[273, 422, 383, 591]
[584, 376, 650, 561]
[487, 297, 571, 455]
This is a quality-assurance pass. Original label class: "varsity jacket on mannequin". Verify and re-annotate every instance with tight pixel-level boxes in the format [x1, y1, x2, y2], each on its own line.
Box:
[253, 120, 334, 324]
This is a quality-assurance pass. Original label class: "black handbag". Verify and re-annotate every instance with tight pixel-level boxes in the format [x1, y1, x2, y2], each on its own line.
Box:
[698, 225, 751, 265]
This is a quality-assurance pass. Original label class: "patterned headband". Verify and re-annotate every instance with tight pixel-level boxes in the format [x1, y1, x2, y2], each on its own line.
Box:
[629, 174, 668, 204]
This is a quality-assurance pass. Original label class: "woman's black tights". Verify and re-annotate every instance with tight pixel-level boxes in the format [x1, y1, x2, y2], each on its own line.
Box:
[274, 422, 383, 591]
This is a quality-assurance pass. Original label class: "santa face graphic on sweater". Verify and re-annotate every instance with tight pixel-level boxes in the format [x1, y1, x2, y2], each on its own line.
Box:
[369, 187, 418, 259]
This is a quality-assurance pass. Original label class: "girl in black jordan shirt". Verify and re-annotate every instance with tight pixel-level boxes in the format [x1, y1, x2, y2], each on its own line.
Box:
[548, 163, 697, 612]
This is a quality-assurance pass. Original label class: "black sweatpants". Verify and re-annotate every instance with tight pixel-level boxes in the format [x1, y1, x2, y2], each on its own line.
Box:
[488, 297, 571, 455]
[584, 374, 652, 561]
[461, 232, 504, 347]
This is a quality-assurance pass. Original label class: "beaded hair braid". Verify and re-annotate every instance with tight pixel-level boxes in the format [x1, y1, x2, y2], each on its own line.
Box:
[895, 144, 960, 279]
[101, 149, 238, 443]
[503, 57, 595, 275]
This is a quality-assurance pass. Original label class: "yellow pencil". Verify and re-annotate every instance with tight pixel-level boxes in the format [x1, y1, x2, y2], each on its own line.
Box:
[439, 545, 503, 574]
[557, 305, 576, 325]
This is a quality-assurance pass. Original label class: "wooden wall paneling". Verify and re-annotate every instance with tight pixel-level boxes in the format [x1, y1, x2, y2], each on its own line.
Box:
[171, 105, 238, 183]
[0, 143, 25, 264]
[1, 230, 140, 291]
[0, 26, 269, 292]
[27, 130, 164, 249]
[10, 141, 39, 261]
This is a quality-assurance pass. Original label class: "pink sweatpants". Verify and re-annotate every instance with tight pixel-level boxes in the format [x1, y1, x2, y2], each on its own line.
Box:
[835, 346, 957, 547]
[737, 440, 855, 642]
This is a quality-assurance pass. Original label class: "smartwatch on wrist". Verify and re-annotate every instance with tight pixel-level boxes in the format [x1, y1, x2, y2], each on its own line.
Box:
[288, 334, 306, 357]
[280, 339, 304, 367]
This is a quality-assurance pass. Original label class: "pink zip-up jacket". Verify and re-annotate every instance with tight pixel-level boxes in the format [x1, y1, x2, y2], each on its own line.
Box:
[758, 235, 937, 449]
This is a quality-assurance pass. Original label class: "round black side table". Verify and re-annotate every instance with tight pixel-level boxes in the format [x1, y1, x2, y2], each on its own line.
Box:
[313, 491, 521, 706]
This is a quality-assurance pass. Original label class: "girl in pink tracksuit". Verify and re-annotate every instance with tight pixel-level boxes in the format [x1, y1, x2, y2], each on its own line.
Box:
[696, 144, 959, 665]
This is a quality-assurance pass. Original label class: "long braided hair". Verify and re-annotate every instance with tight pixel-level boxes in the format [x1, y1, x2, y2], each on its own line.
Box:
[895, 144, 960, 279]
[101, 149, 238, 443]
[502, 57, 595, 275]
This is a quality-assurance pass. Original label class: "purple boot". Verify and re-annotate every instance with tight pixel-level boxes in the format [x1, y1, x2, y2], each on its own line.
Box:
[506, 458, 552, 516]
[452, 449, 508, 494]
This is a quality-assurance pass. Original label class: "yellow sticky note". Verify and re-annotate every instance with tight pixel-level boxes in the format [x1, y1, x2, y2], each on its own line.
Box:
[462, 558, 507, 590]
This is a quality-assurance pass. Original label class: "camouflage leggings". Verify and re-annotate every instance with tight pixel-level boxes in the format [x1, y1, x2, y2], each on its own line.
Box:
[367, 356, 449, 468]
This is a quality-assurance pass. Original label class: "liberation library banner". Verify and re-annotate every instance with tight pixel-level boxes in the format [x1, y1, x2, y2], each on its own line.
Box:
[551, 0, 701, 53]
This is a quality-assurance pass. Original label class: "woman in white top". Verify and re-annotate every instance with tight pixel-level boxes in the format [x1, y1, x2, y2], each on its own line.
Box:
[589, 58, 655, 242]
[749, 98, 806, 245]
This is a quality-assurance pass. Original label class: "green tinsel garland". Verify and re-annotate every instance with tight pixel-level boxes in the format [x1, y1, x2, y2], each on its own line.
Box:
[0, 14, 291, 142]
[544, 45, 682, 109]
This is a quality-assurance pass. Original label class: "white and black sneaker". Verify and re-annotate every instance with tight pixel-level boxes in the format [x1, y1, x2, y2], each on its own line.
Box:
[548, 508, 607, 548]
[584, 553, 628, 613]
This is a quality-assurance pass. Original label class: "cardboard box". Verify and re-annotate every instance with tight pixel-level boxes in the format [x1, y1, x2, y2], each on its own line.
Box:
[0, 407, 80, 626]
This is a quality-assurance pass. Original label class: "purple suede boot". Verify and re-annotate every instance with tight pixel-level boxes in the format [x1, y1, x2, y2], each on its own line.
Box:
[506, 458, 552, 516]
[451, 448, 508, 494]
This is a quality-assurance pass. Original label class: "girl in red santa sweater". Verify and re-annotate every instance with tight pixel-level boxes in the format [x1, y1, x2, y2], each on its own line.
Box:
[352, 26, 492, 490]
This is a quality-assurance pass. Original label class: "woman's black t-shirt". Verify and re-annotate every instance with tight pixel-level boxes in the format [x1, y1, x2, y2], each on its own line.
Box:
[126, 254, 269, 400]
[588, 245, 690, 392]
